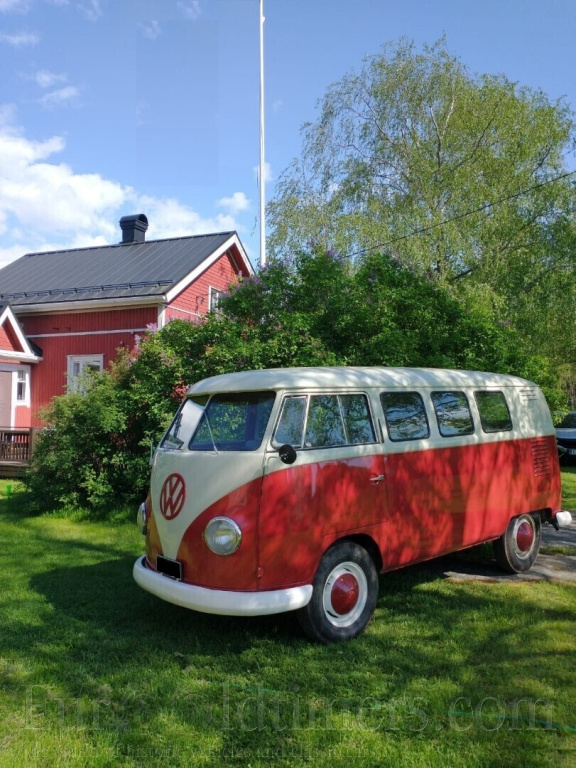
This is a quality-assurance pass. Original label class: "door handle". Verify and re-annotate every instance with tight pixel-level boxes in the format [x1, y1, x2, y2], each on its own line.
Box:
[370, 474, 385, 484]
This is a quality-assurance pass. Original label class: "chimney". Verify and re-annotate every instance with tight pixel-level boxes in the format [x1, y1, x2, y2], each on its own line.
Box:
[119, 213, 149, 244]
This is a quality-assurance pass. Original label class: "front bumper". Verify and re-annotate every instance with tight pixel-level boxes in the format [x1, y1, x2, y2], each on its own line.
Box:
[133, 556, 313, 616]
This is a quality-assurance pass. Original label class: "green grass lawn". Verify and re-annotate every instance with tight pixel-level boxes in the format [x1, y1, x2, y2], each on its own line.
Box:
[0, 477, 575, 768]
[561, 464, 576, 509]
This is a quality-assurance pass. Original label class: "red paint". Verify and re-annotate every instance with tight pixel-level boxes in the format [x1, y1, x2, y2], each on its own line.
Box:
[157, 434, 560, 592]
[516, 521, 533, 551]
[258, 454, 385, 588]
[19, 306, 158, 425]
[14, 406, 31, 428]
[165, 249, 249, 322]
[174, 477, 263, 591]
[331, 574, 359, 615]
[0, 322, 22, 352]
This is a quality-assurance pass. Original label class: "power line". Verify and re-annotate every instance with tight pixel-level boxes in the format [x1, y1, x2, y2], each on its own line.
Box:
[349, 169, 576, 258]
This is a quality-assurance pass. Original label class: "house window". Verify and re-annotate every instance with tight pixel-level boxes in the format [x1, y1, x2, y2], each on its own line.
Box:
[209, 287, 224, 311]
[16, 369, 27, 402]
[67, 355, 104, 391]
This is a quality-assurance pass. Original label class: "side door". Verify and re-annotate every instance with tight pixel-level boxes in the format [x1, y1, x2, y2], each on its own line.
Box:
[379, 388, 478, 567]
[258, 391, 387, 590]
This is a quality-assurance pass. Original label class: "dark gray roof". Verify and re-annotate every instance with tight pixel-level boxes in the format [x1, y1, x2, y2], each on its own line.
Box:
[0, 232, 238, 307]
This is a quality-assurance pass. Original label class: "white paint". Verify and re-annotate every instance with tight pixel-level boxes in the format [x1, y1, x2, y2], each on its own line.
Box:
[133, 556, 312, 615]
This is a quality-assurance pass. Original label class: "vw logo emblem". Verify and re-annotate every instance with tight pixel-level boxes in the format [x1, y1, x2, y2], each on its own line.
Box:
[160, 473, 186, 520]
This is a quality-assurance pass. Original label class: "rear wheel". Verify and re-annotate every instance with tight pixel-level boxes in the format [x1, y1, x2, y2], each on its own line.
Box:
[493, 513, 541, 573]
[297, 541, 379, 643]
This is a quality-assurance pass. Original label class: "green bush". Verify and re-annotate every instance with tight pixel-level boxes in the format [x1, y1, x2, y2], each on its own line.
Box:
[25, 372, 149, 514]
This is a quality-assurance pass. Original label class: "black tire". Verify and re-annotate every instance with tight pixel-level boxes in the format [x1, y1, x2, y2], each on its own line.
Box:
[493, 513, 541, 574]
[297, 541, 379, 643]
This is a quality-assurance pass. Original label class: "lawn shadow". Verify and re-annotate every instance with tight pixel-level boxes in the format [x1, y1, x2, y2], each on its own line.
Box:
[14, 551, 576, 765]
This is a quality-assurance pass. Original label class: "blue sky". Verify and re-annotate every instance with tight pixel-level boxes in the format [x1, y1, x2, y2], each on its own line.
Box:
[0, 0, 575, 269]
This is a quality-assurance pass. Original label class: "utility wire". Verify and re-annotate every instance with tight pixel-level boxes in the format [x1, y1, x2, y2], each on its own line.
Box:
[349, 169, 576, 258]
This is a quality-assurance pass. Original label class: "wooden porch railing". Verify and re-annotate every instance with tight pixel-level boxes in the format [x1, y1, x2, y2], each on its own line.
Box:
[0, 428, 37, 477]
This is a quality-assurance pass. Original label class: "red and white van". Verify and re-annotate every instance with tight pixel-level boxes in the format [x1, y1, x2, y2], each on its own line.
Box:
[133, 366, 571, 642]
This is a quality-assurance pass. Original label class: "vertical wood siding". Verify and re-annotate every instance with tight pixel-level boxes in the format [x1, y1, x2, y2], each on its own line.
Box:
[165, 251, 247, 322]
[18, 306, 159, 425]
[14, 405, 31, 428]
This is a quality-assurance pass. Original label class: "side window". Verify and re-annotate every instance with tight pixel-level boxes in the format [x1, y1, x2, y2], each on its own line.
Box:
[475, 391, 513, 433]
[273, 396, 307, 447]
[431, 391, 475, 437]
[340, 394, 375, 444]
[305, 395, 346, 447]
[273, 393, 375, 449]
[381, 391, 430, 441]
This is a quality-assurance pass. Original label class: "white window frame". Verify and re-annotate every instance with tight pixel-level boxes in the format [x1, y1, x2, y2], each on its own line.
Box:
[209, 286, 224, 312]
[67, 354, 104, 391]
[15, 367, 30, 406]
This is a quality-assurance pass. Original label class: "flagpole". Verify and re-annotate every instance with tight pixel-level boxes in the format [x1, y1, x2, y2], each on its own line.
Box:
[259, 0, 266, 268]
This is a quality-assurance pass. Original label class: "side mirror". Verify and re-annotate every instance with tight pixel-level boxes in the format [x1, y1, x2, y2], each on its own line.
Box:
[278, 444, 297, 465]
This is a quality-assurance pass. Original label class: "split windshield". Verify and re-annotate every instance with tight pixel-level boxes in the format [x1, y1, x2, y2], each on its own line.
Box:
[161, 392, 276, 452]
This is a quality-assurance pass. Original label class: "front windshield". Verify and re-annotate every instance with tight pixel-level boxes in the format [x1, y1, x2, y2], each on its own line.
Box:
[189, 391, 276, 452]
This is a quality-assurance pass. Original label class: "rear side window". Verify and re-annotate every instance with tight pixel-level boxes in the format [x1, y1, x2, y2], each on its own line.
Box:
[475, 391, 513, 432]
[431, 391, 474, 437]
[273, 393, 375, 449]
[380, 392, 430, 441]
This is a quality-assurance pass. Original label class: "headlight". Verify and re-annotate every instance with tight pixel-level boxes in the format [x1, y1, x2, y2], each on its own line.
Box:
[203, 517, 242, 556]
[137, 502, 148, 535]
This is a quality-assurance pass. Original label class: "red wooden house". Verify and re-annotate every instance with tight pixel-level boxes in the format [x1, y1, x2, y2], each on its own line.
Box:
[0, 214, 252, 431]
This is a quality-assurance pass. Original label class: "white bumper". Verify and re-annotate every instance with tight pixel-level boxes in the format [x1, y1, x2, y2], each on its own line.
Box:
[133, 556, 313, 617]
[554, 511, 574, 528]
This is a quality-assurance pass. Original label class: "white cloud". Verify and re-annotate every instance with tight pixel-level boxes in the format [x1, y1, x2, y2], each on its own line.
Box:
[40, 86, 81, 108]
[34, 70, 68, 89]
[177, 1, 201, 20]
[0, 31, 39, 46]
[218, 192, 250, 215]
[136, 196, 238, 240]
[272, 99, 284, 113]
[0, 0, 28, 12]
[0, 119, 247, 268]
[253, 161, 274, 185]
[138, 20, 161, 40]
[79, 0, 101, 21]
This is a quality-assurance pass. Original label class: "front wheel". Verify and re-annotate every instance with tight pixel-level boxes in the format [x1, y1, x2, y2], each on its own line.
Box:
[297, 541, 379, 643]
[493, 513, 541, 573]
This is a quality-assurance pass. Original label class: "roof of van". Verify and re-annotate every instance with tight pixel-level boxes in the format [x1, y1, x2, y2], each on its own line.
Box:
[188, 367, 537, 395]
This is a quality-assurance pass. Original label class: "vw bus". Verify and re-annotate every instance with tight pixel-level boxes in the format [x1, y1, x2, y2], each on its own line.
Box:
[133, 367, 572, 642]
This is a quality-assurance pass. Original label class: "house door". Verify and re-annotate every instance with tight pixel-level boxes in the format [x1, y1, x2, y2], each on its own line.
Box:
[0, 371, 12, 426]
